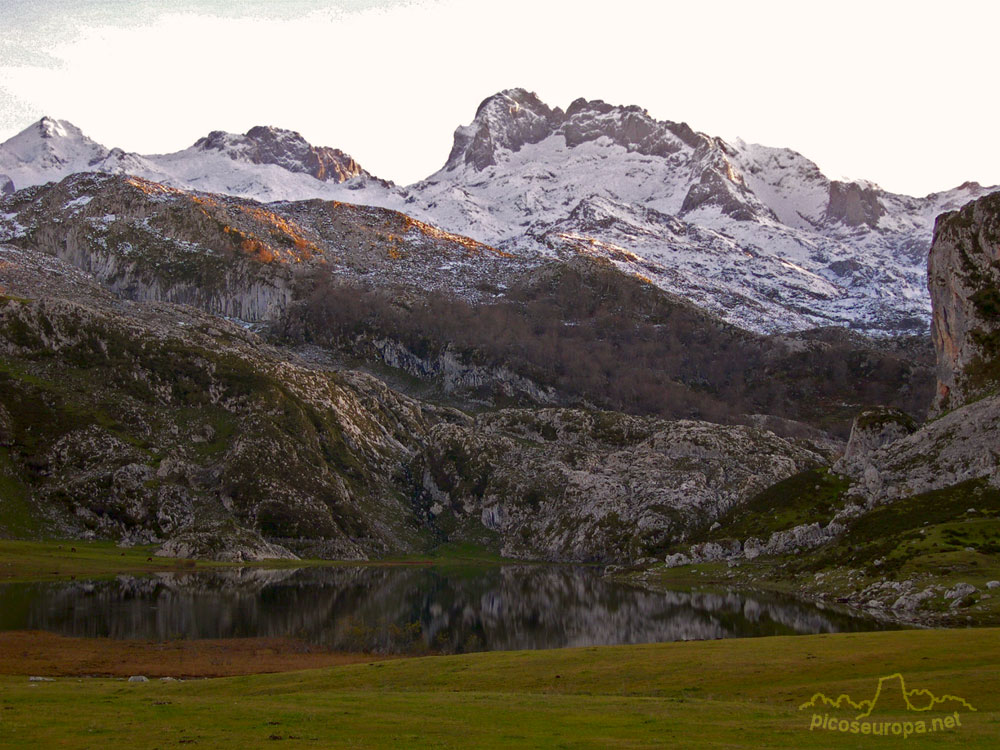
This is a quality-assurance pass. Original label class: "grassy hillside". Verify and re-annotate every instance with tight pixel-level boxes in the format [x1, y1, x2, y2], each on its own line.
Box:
[0, 628, 997, 748]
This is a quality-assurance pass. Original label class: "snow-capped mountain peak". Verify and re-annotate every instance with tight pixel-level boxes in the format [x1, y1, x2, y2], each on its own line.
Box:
[2, 91, 997, 336]
[0, 117, 398, 204]
[444, 88, 564, 171]
[0, 116, 111, 189]
[410, 88, 1000, 334]
[189, 125, 370, 183]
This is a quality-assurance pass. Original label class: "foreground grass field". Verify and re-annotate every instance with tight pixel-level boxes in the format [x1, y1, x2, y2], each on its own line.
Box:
[1, 628, 997, 748]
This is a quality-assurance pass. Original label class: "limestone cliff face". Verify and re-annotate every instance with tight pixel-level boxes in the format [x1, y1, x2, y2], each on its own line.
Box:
[929, 191, 1000, 411]
[833, 192, 1000, 504]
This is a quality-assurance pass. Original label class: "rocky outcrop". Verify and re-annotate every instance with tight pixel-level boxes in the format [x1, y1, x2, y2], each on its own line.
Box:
[834, 192, 1000, 503]
[842, 394, 1000, 501]
[412, 409, 822, 562]
[825, 181, 886, 228]
[680, 154, 776, 222]
[368, 338, 557, 404]
[833, 407, 917, 476]
[155, 521, 298, 563]
[562, 98, 706, 155]
[0, 174, 12, 195]
[929, 190, 1000, 411]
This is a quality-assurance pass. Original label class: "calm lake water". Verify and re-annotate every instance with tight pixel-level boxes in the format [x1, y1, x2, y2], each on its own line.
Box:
[0, 566, 894, 653]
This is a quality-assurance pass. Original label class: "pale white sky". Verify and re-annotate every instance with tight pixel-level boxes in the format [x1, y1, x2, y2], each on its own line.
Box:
[1, 0, 998, 195]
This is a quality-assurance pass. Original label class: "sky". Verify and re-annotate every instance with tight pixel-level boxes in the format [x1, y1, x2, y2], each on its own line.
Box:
[1, 0, 998, 195]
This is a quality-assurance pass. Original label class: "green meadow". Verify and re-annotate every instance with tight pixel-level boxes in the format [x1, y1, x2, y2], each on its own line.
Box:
[1, 628, 997, 749]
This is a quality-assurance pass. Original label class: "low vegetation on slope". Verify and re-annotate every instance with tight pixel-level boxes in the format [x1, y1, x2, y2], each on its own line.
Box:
[0, 249, 830, 561]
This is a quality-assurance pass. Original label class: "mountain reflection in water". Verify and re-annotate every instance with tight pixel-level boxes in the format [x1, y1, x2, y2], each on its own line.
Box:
[0, 566, 894, 653]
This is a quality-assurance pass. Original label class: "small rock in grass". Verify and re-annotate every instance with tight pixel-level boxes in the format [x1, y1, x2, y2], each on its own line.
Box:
[128, 675, 149, 683]
[28, 676, 54, 682]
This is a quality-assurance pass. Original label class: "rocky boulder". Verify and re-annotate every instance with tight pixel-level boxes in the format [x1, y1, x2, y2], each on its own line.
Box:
[155, 521, 298, 563]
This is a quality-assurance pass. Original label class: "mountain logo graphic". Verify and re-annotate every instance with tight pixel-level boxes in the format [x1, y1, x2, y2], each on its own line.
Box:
[800, 673, 976, 719]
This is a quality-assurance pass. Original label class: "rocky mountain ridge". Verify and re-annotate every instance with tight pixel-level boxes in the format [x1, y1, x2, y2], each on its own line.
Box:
[190, 126, 373, 183]
[3, 94, 996, 335]
[0, 99, 995, 579]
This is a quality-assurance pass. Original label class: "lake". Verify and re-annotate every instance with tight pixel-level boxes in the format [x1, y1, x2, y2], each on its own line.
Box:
[0, 565, 894, 653]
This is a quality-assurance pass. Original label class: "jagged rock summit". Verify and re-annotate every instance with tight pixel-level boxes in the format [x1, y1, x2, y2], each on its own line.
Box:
[412, 88, 998, 334]
[191, 125, 372, 183]
[445, 89, 565, 171]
